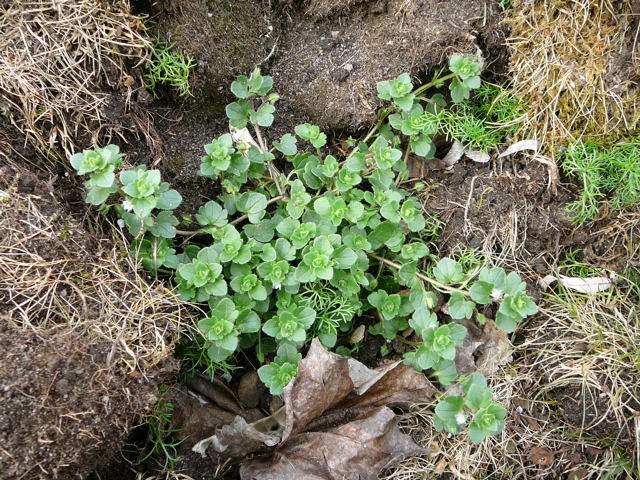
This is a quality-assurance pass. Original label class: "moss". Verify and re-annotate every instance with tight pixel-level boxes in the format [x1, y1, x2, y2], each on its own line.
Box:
[506, 0, 639, 149]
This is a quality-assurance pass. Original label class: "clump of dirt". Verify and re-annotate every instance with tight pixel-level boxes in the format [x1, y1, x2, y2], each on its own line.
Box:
[419, 155, 574, 268]
[148, 0, 275, 116]
[270, 0, 505, 130]
[0, 322, 173, 480]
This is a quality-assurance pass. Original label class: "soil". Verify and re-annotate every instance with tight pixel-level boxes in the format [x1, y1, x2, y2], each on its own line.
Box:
[0, 322, 169, 480]
[270, 0, 506, 130]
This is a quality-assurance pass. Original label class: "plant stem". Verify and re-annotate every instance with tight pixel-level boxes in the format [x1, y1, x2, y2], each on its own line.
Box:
[413, 72, 458, 96]
[368, 253, 468, 295]
[230, 195, 286, 226]
[349, 73, 458, 157]
[395, 335, 421, 348]
[254, 124, 285, 197]
[175, 196, 286, 234]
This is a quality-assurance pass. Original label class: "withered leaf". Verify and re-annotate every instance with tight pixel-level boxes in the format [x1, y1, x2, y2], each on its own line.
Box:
[240, 407, 425, 480]
[454, 319, 512, 376]
[528, 446, 555, 466]
[190, 339, 436, 479]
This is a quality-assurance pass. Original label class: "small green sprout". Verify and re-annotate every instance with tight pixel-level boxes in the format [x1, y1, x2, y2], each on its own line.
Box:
[258, 344, 302, 395]
[145, 38, 195, 97]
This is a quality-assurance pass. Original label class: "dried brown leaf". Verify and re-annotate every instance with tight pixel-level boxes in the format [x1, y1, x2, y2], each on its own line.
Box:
[189, 339, 435, 478]
[454, 319, 512, 376]
[240, 407, 425, 480]
[528, 446, 555, 466]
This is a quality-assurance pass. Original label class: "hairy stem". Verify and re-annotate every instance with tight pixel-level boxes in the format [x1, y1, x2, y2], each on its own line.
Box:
[368, 254, 468, 295]
[254, 124, 285, 197]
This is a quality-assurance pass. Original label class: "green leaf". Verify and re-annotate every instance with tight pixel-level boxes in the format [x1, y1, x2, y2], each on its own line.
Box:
[148, 211, 178, 238]
[86, 185, 117, 205]
[230, 75, 251, 99]
[237, 192, 268, 222]
[196, 200, 228, 227]
[333, 246, 357, 269]
[345, 153, 366, 172]
[156, 189, 182, 210]
[433, 258, 464, 284]
[450, 78, 470, 103]
[369, 222, 400, 250]
[250, 103, 275, 127]
[273, 133, 298, 155]
[226, 100, 252, 128]
[434, 395, 466, 433]
[447, 292, 475, 320]
[469, 281, 493, 304]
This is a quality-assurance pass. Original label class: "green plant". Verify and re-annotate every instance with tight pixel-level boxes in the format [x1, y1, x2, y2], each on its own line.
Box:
[440, 84, 525, 152]
[258, 344, 302, 395]
[434, 373, 507, 443]
[72, 61, 538, 444]
[145, 37, 195, 97]
[561, 137, 640, 223]
[141, 395, 183, 470]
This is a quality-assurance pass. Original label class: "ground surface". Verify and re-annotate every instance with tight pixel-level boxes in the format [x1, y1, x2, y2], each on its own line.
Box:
[1, 0, 639, 479]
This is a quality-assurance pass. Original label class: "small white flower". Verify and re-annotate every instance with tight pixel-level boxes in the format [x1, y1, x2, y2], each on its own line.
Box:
[117, 218, 125, 228]
[516, 406, 524, 414]
[122, 200, 133, 212]
[273, 283, 282, 290]
[455, 412, 467, 425]
[490, 288, 503, 300]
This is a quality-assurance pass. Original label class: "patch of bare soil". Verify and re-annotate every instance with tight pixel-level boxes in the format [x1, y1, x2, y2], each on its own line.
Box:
[0, 322, 170, 480]
[420, 155, 573, 266]
[271, 0, 506, 130]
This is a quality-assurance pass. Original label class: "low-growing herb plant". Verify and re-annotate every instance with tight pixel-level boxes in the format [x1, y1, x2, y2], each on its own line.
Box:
[145, 37, 196, 98]
[71, 61, 538, 443]
[561, 137, 640, 223]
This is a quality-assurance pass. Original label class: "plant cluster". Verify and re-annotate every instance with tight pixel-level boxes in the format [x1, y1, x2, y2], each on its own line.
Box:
[440, 83, 525, 152]
[71, 60, 538, 443]
[561, 138, 640, 223]
[145, 37, 196, 97]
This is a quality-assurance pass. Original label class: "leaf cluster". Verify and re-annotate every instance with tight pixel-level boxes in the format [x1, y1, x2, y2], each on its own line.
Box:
[72, 60, 537, 445]
[434, 373, 507, 443]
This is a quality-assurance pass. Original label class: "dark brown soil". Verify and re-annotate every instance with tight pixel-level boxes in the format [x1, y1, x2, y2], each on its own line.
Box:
[271, 0, 505, 130]
[420, 155, 574, 267]
[0, 322, 170, 480]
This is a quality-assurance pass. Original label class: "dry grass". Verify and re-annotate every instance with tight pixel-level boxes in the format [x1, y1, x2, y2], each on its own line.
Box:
[506, 0, 640, 150]
[383, 281, 640, 479]
[0, 0, 150, 162]
[0, 177, 194, 374]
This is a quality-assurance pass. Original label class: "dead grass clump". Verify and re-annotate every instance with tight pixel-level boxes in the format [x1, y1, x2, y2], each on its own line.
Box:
[506, 0, 639, 149]
[0, 0, 150, 161]
[0, 181, 192, 374]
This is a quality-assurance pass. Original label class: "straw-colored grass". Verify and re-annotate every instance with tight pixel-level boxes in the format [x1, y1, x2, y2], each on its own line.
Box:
[0, 171, 193, 374]
[506, 0, 639, 150]
[0, 0, 150, 162]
